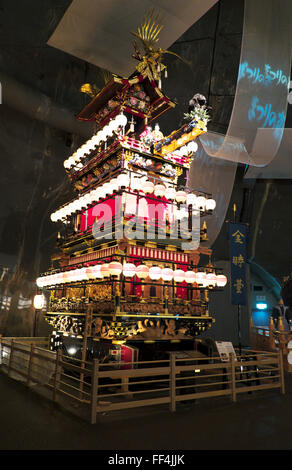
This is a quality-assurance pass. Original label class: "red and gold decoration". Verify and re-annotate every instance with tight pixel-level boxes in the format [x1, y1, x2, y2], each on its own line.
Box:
[36, 12, 227, 346]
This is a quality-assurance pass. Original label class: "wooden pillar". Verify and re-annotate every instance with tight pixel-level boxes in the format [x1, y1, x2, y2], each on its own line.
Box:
[278, 316, 286, 352]
[170, 354, 176, 412]
[269, 317, 276, 350]
[27, 344, 35, 387]
[8, 339, 14, 377]
[53, 348, 62, 402]
[278, 350, 285, 395]
[230, 353, 236, 402]
[90, 358, 99, 424]
[249, 315, 255, 348]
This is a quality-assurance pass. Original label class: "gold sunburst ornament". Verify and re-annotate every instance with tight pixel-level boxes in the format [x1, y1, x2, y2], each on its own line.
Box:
[131, 8, 189, 87]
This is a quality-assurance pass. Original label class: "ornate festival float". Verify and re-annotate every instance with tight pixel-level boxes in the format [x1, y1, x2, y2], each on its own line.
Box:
[36, 11, 227, 360]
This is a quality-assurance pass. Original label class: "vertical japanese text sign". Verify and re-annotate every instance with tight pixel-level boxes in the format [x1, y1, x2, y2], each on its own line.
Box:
[228, 222, 248, 305]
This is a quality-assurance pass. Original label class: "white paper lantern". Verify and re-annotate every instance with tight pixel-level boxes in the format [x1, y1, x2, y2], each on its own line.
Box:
[117, 173, 129, 189]
[123, 263, 136, 278]
[136, 264, 149, 279]
[154, 184, 166, 198]
[173, 269, 185, 283]
[206, 199, 216, 211]
[216, 274, 227, 287]
[185, 271, 196, 284]
[108, 261, 123, 276]
[149, 266, 162, 280]
[33, 294, 45, 310]
[142, 180, 154, 194]
[196, 196, 207, 211]
[187, 141, 198, 153]
[100, 264, 110, 277]
[175, 191, 187, 203]
[165, 187, 176, 200]
[206, 273, 217, 288]
[116, 114, 127, 128]
[186, 193, 197, 206]
[161, 268, 174, 282]
[195, 272, 207, 287]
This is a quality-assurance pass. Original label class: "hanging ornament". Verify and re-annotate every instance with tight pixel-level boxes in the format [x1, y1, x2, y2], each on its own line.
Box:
[130, 116, 135, 133]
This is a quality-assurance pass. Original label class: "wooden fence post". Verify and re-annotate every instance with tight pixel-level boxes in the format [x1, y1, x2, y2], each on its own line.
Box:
[278, 350, 285, 395]
[269, 317, 276, 350]
[27, 344, 35, 387]
[230, 353, 236, 402]
[8, 339, 14, 377]
[170, 354, 176, 412]
[90, 359, 99, 424]
[53, 348, 62, 402]
[249, 316, 255, 348]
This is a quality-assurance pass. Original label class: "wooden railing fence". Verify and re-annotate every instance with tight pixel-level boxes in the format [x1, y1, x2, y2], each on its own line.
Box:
[0, 336, 285, 424]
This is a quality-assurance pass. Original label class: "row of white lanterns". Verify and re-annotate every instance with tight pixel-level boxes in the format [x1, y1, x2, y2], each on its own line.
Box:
[36, 262, 227, 288]
[50, 174, 216, 222]
[167, 140, 199, 158]
[64, 114, 128, 170]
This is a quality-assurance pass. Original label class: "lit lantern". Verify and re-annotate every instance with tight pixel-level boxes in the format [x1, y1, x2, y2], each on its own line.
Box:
[33, 294, 45, 310]
[136, 264, 149, 279]
[185, 271, 196, 284]
[68, 269, 80, 282]
[86, 266, 98, 280]
[116, 113, 128, 128]
[102, 182, 110, 196]
[161, 268, 174, 282]
[175, 191, 187, 203]
[154, 184, 166, 198]
[131, 176, 141, 191]
[123, 263, 136, 278]
[98, 130, 106, 142]
[55, 272, 65, 284]
[103, 125, 111, 138]
[91, 188, 101, 202]
[63, 271, 73, 283]
[111, 178, 119, 192]
[216, 274, 227, 287]
[186, 193, 197, 206]
[196, 196, 207, 211]
[205, 199, 216, 211]
[206, 273, 217, 288]
[165, 187, 176, 201]
[180, 146, 188, 156]
[77, 268, 89, 281]
[149, 266, 162, 280]
[173, 269, 185, 283]
[187, 141, 198, 153]
[91, 264, 103, 279]
[108, 261, 123, 276]
[91, 135, 100, 147]
[195, 272, 207, 287]
[100, 264, 110, 277]
[36, 277, 45, 288]
[117, 173, 129, 189]
[142, 180, 154, 194]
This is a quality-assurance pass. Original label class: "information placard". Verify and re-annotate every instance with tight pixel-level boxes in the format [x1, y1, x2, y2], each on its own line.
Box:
[215, 341, 236, 362]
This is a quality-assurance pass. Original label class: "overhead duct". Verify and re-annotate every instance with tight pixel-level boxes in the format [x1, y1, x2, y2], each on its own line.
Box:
[0, 71, 93, 138]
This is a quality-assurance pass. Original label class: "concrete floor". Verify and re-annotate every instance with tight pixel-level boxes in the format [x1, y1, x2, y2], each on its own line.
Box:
[0, 370, 292, 450]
